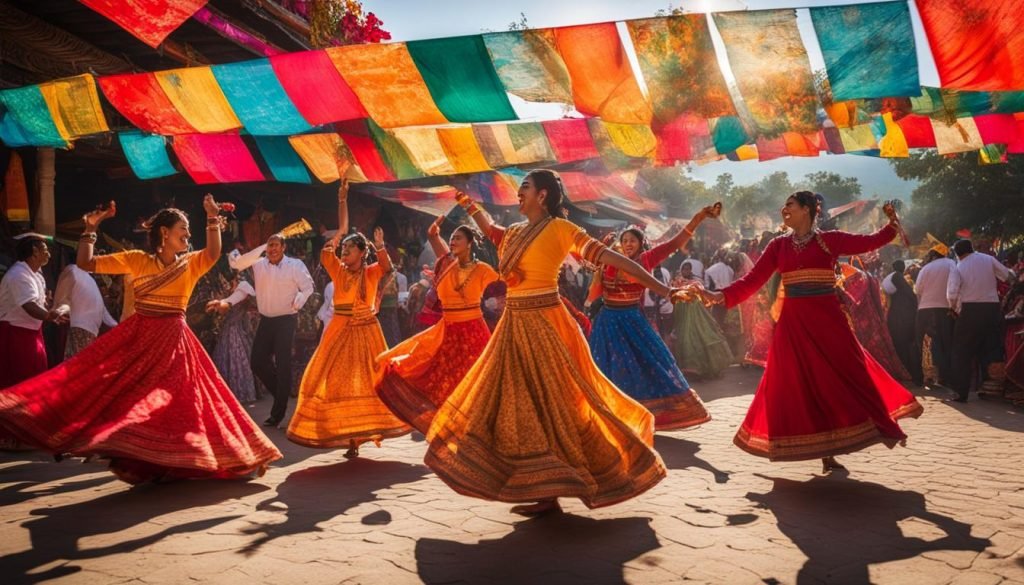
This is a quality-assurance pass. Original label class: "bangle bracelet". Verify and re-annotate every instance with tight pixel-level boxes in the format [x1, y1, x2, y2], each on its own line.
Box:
[375, 244, 385, 251]
[80, 232, 98, 242]
[683, 227, 694, 237]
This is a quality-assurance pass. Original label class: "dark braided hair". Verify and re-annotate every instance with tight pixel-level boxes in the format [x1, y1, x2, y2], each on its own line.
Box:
[142, 208, 189, 253]
[526, 169, 566, 218]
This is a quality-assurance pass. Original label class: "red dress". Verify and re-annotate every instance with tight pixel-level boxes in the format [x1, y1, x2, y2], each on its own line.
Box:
[721, 225, 923, 461]
[0, 250, 282, 483]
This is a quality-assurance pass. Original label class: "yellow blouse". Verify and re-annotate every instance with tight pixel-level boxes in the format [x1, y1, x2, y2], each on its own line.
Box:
[322, 248, 385, 322]
[498, 218, 605, 296]
[93, 250, 216, 315]
[435, 258, 499, 322]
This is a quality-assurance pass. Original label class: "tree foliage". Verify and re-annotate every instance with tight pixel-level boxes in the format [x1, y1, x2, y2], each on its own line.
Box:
[890, 152, 1024, 242]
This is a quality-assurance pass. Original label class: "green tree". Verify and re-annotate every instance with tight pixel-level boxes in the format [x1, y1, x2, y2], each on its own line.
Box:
[798, 171, 862, 207]
[890, 151, 1024, 242]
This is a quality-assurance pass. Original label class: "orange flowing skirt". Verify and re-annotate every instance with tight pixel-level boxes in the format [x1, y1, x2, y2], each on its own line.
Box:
[376, 316, 491, 434]
[0, 314, 281, 484]
[425, 291, 666, 508]
[287, 315, 412, 448]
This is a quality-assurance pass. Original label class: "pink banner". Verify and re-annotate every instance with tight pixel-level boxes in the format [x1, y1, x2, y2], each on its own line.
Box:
[171, 134, 264, 184]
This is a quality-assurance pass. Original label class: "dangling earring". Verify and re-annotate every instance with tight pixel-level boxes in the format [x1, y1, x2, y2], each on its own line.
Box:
[158, 235, 166, 254]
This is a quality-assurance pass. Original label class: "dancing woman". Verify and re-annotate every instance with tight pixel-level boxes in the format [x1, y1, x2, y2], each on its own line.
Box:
[700, 191, 923, 473]
[0, 196, 282, 484]
[375, 216, 498, 434]
[286, 185, 411, 457]
[426, 169, 676, 516]
[587, 206, 719, 430]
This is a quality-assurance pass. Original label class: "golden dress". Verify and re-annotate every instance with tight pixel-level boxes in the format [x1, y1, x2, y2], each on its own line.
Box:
[286, 248, 412, 448]
[425, 218, 667, 508]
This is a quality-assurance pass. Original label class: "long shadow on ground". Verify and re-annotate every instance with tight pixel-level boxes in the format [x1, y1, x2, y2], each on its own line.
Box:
[654, 434, 729, 483]
[747, 473, 991, 584]
[2, 479, 268, 584]
[415, 513, 660, 585]
[240, 458, 429, 555]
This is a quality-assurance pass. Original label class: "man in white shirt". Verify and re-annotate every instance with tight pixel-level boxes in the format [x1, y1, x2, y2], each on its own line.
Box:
[914, 247, 956, 387]
[946, 239, 1012, 402]
[642, 266, 673, 343]
[53, 264, 117, 358]
[704, 256, 735, 291]
[208, 234, 314, 426]
[0, 235, 66, 387]
[317, 281, 335, 340]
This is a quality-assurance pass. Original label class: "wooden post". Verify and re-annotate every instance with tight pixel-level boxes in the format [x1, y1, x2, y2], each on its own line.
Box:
[36, 147, 55, 236]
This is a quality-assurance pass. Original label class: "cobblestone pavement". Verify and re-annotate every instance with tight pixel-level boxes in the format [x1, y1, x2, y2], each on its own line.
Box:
[2, 366, 1023, 584]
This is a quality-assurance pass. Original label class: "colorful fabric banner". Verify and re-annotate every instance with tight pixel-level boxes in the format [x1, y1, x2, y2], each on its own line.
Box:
[604, 123, 657, 159]
[436, 127, 491, 174]
[1, 152, 29, 222]
[389, 128, 458, 176]
[270, 50, 366, 126]
[288, 133, 365, 183]
[465, 172, 521, 206]
[38, 74, 109, 139]
[119, 131, 178, 180]
[713, 10, 820, 137]
[939, 89, 992, 119]
[587, 118, 638, 168]
[98, 73, 198, 134]
[473, 122, 555, 167]
[327, 44, 448, 128]
[542, 118, 599, 162]
[916, 0, 1024, 91]
[896, 115, 937, 148]
[211, 59, 311, 135]
[626, 15, 735, 127]
[991, 92, 1024, 114]
[482, 30, 573, 104]
[0, 85, 68, 147]
[877, 113, 909, 158]
[978, 144, 1007, 165]
[1008, 116, 1024, 154]
[363, 185, 459, 217]
[364, 119, 422, 180]
[711, 116, 749, 154]
[253, 136, 312, 184]
[406, 35, 517, 123]
[79, 0, 208, 48]
[973, 114, 1021, 146]
[839, 124, 878, 152]
[171, 134, 264, 184]
[810, 2, 919, 100]
[931, 118, 984, 155]
[553, 23, 652, 125]
[0, 112, 35, 147]
[154, 68, 242, 133]
[336, 119, 396, 183]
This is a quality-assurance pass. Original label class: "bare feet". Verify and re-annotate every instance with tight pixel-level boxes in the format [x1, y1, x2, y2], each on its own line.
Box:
[821, 456, 846, 474]
[510, 500, 562, 517]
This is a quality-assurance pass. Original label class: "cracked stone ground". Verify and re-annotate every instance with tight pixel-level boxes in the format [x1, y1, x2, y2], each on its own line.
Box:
[2, 367, 1023, 585]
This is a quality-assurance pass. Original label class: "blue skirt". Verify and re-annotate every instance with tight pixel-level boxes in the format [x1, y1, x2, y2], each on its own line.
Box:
[591, 305, 710, 430]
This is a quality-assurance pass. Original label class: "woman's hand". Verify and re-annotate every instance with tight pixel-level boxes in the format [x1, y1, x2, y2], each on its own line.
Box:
[373, 226, 385, 250]
[882, 200, 900, 225]
[338, 178, 350, 202]
[702, 202, 723, 220]
[83, 201, 116, 232]
[203, 193, 220, 218]
[427, 215, 444, 238]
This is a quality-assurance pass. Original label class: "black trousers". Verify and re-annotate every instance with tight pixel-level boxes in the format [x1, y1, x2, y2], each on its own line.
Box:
[916, 308, 955, 385]
[951, 303, 1001, 399]
[251, 314, 297, 422]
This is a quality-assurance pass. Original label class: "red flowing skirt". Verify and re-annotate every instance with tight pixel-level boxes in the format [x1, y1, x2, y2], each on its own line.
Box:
[735, 294, 923, 461]
[376, 317, 491, 434]
[0, 314, 282, 483]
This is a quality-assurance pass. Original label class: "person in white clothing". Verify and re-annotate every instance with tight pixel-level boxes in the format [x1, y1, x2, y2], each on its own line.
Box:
[642, 267, 673, 342]
[946, 239, 1013, 402]
[53, 264, 117, 358]
[317, 281, 335, 340]
[208, 233, 314, 426]
[914, 247, 957, 387]
[0, 234, 66, 387]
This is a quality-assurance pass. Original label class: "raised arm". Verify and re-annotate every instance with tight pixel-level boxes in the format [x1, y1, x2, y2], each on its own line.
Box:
[229, 244, 267, 271]
[202, 194, 223, 264]
[456, 191, 504, 245]
[77, 201, 116, 272]
[646, 203, 722, 267]
[596, 249, 671, 298]
[338, 179, 350, 235]
[703, 238, 780, 308]
[426, 215, 449, 259]
[373, 227, 392, 273]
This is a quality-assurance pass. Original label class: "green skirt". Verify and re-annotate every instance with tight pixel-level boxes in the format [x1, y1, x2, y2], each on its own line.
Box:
[672, 301, 734, 379]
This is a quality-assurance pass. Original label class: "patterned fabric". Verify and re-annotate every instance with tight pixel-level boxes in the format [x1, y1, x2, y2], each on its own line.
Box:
[591, 305, 709, 431]
[0, 314, 281, 483]
[64, 326, 97, 359]
[79, 0, 207, 48]
[482, 29, 574, 104]
[426, 218, 666, 508]
[211, 301, 261, 403]
[840, 269, 912, 382]
[94, 250, 216, 314]
[672, 301, 734, 379]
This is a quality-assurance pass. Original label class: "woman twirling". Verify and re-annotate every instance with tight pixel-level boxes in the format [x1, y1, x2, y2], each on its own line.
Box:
[586, 207, 718, 430]
[0, 196, 282, 484]
[671, 260, 734, 379]
[287, 184, 411, 457]
[700, 191, 923, 473]
[426, 169, 674, 516]
[376, 217, 498, 434]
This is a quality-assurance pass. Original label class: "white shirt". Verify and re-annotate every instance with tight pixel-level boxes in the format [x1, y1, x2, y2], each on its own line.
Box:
[705, 262, 734, 291]
[226, 245, 314, 317]
[317, 281, 335, 333]
[686, 259, 704, 279]
[0, 261, 47, 330]
[881, 272, 898, 296]
[947, 252, 1011, 306]
[643, 267, 673, 314]
[53, 265, 117, 335]
[915, 258, 955, 310]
